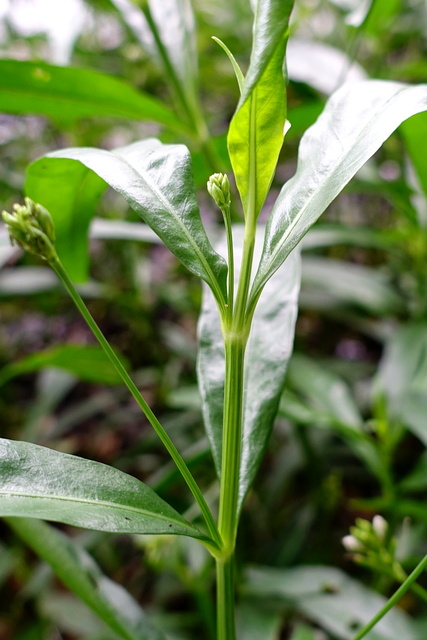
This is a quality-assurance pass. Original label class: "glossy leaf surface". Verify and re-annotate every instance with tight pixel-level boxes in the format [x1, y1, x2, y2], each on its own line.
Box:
[0, 344, 129, 388]
[228, 0, 294, 217]
[29, 140, 228, 302]
[26, 159, 107, 282]
[0, 439, 210, 542]
[198, 227, 300, 511]
[0, 59, 181, 128]
[7, 518, 164, 640]
[251, 80, 427, 302]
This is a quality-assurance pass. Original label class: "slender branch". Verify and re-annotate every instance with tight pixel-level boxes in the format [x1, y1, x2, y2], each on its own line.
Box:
[351, 554, 427, 640]
[50, 256, 222, 552]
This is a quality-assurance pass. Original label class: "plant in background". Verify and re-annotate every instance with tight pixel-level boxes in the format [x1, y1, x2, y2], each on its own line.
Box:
[3, 1, 427, 639]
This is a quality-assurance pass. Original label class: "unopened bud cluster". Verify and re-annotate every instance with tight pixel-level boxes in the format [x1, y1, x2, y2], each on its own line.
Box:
[207, 173, 231, 211]
[342, 515, 404, 580]
[2, 197, 57, 262]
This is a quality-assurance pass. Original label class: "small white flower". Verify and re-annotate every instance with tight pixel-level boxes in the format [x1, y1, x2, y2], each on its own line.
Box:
[342, 534, 364, 552]
[372, 515, 388, 542]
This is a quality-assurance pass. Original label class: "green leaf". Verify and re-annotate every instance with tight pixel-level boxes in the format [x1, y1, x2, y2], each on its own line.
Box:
[244, 565, 419, 640]
[197, 226, 300, 511]
[29, 140, 228, 304]
[0, 438, 211, 543]
[375, 324, 427, 445]
[288, 624, 316, 640]
[0, 59, 182, 129]
[251, 80, 427, 303]
[7, 518, 164, 640]
[286, 354, 363, 431]
[146, 0, 199, 113]
[301, 257, 403, 316]
[237, 601, 282, 640]
[26, 159, 107, 282]
[228, 0, 294, 218]
[0, 344, 130, 388]
[212, 37, 245, 94]
[401, 112, 427, 203]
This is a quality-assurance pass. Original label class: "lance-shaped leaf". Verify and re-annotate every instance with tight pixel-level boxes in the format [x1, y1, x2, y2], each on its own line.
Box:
[0, 59, 182, 129]
[0, 438, 211, 543]
[27, 140, 228, 304]
[251, 80, 427, 303]
[0, 344, 130, 388]
[197, 227, 300, 512]
[7, 518, 164, 640]
[228, 0, 294, 218]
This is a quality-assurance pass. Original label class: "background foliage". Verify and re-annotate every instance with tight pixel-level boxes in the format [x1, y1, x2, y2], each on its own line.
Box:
[1, 0, 427, 638]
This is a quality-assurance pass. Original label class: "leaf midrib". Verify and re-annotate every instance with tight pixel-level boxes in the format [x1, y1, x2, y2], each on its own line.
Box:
[0, 489, 194, 531]
[113, 149, 226, 306]
[252, 84, 410, 298]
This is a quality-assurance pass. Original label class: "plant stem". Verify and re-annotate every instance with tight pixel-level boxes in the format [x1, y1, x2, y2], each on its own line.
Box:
[216, 556, 236, 640]
[50, 257, 222, 553]
[218, 336, 246, 552]
[351, 554, 427, 640]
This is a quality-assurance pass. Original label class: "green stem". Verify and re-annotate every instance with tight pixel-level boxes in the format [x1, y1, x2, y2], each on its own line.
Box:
[221, 203, 235, 317]
[351, 554, 427, 640]
[50, 257, 222, 553]
[218, 336, 246, 552]
[216, 556, 236, 640]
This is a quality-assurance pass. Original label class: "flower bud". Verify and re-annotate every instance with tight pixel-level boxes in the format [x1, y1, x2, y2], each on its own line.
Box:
[372, 515, 388, 542]
[342, 534, 364, 552]
[207, 173, 231, 210]
[2, 198, 57, 262]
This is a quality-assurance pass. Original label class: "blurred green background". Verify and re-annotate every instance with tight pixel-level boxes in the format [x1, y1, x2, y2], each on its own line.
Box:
[1, 1, 427, 638]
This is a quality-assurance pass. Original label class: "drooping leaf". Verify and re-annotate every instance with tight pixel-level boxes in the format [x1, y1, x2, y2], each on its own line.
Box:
[26, 159, 107, 282]
[401, 111, 427, 204]
[286, 354, 363, 431]
[147, 0, 199, 116]
[244, 565, 419, 640]
[228, 0, 294, 218]
[0, 344, 130, 388]
[251, 80, 427, 303]
[0, 439, 211, 543]
[197, 227, 300, 511]
[375, 324, 427, 445]
[0, 59, 182, 129]
[27, 140, 228, 304]
[7, 518, 164, 640]
[282, 354, 380, 474]
[287, 39, 366, 95]
[110, 0, 199, 123]
[301, 257, 404, 316]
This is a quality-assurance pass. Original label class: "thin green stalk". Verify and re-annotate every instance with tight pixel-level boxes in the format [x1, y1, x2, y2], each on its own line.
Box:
[215, 327, 247, 640]
[216, 556, 236, 640]
[50, 256, 222, 553]
[218, 336, 246, 552]
[141, 4, 223, 175]
[222, 203, 235, 317]
[351, 554, 427, 640]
